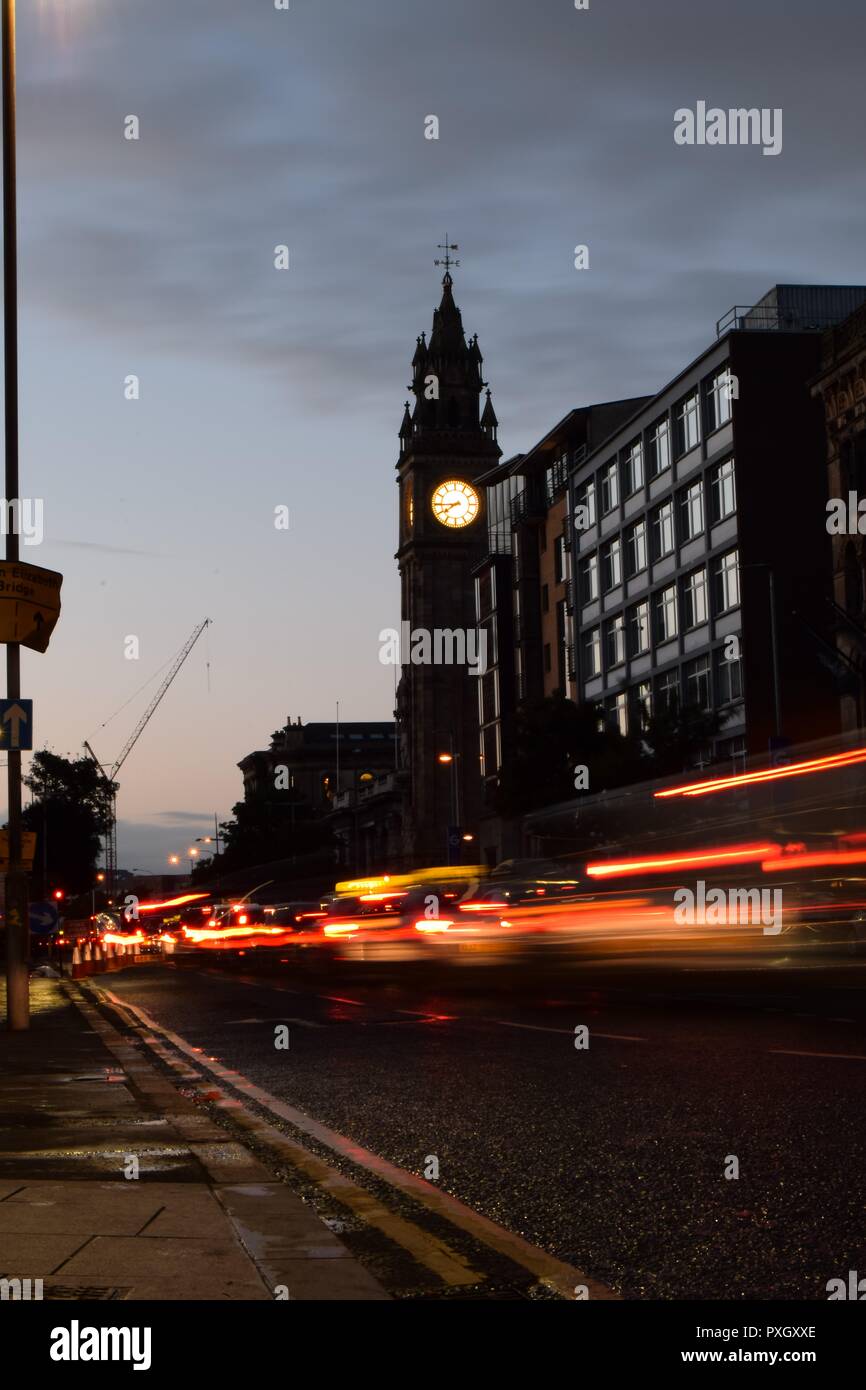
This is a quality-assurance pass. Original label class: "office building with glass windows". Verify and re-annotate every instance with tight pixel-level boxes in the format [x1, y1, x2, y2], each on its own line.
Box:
[567, 284, 866, 770]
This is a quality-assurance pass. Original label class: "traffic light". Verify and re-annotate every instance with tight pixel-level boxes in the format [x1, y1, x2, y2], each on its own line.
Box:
[53, 889, 64, 901]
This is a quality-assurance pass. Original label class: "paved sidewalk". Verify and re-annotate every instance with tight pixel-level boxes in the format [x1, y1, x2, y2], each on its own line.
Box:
[0, 978, 388, 1300]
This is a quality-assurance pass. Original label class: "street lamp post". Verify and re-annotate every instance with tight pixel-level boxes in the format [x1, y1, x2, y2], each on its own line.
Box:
[3, 0, 28, 1030]
[438, 740, 463, 862]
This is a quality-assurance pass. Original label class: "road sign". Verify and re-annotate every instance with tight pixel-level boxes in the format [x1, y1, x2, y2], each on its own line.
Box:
[0, 828, 36, 868]
[0, 698, 32, 750]
[29, 901, 59, 935]
[0, 561, 62, 652]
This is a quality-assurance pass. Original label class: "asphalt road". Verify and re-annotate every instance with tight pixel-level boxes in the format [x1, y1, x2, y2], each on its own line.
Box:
[99, 948, 866, 1300]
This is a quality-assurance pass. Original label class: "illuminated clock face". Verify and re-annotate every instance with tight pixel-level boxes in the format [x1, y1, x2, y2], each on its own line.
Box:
[431, 479, 479, 528]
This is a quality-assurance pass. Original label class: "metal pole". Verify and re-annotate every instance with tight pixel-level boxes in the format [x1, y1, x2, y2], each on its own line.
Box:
[450, 734, 461, 827]
[3, 0, 27, 1030]
[768, 568, 782, 739]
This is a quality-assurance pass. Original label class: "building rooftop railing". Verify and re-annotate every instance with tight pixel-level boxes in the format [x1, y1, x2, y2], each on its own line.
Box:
[716, 304, 846, 338]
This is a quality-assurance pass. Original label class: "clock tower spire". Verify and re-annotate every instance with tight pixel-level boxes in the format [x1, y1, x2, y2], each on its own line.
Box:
[395, 257, 501, 866]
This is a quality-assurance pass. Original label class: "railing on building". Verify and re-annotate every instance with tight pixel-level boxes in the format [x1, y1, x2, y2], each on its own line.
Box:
[716, 304, 846, 338]
[510, 487, 546, 525]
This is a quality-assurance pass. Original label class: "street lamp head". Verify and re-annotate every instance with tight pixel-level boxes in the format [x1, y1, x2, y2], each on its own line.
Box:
[437, 753, 453, 764]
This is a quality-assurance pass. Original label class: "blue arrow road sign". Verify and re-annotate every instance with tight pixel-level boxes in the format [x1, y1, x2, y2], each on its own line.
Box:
[29, 901, 59, 935]
[0, 698, 32, 750]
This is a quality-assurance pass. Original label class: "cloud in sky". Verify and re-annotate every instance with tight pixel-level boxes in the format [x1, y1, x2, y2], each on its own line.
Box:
[7, 0, 866, 869]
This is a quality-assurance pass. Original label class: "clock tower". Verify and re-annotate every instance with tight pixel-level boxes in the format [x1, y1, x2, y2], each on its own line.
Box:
[395, 265, 501, 865]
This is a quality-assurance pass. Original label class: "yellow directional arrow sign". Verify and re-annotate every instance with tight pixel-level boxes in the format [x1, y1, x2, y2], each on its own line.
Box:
[0, 561, 62, 653]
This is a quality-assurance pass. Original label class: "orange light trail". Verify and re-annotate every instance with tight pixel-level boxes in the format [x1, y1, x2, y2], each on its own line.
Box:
[655, 745, 866, 799]
[138, 893, 210, 912]
[761, 848, 866, 873]
[586, 843, 782, 879]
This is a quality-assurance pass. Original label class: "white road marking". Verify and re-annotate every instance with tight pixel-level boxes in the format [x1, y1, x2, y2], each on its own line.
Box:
[769, 1049, 866, 1061]
[224, 1017, 322, 1028]
[489, 1019, 645, 1042]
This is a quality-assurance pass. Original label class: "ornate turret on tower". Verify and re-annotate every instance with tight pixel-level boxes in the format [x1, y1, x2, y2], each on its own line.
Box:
[481, 388, 498, 444]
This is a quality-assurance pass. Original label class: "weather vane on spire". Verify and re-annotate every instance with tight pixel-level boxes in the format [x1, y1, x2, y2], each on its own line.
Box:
[434, 237, 460, 275]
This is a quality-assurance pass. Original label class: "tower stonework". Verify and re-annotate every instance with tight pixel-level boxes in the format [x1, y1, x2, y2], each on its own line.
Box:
[395, 271, 501, 864]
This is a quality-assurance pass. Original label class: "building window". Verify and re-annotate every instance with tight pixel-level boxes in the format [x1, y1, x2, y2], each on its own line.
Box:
[651, 500, 675, 560]
[605, 613, 626, 668]
[555, 533, 567, 583]
[648, 417, 671, 478]
[654, 584, 678, 643]
[710, 457, 736, 522]
[579, 553, 598, 605]
[718, 735, 747, 772]
[683, 567, 708, 629]
[625, 518, 648, 576]
[600, 462, 619, 515]
[575, 478, 596, 532]
[715, 645, 743, 704]
[624, 440, 644, 495]
[845, 541, 863, 618]
[713, 549, 740, 613]
[602, 537, 622, 591]
[612, 691, 628, 737]
[556, 600, 568, 688]
[684, 654, 711, 710]
[678, 480, 704, 542]
[480, 669, 499, 723]
[655, 668, 680, 712]
[545, 453, 568, 503]
[584, 626, 602, 678]
[629, 681, 652, 731]
[628, 600, 651, 657]
[706, 367, 734, 433]
[675, 391, 701, 456]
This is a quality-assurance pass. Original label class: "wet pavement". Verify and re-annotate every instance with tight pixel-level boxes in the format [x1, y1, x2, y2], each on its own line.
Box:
[0, 978, 388, 1299]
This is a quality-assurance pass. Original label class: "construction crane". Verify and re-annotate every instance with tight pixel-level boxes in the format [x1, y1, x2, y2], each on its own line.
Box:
[84, 618, 211, 894]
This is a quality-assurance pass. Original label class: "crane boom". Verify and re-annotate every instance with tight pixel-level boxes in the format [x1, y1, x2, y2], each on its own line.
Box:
[110, 618, 211, 778]
[82, 618, 211, 893]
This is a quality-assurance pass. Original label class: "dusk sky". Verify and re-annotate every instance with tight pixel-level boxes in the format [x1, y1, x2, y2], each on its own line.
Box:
[6, 0, 866, 870]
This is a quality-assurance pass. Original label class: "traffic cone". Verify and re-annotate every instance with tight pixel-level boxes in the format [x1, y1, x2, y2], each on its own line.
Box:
[71, 944, 84, 979]
[105, 942, 118, 972]
[92, 942, 105, 974]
